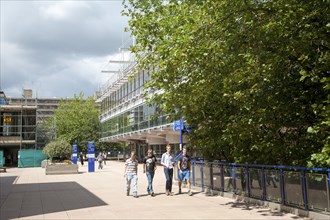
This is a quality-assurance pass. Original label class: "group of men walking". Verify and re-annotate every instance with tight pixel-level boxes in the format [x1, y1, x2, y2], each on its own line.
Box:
[124, 144, 192, 198]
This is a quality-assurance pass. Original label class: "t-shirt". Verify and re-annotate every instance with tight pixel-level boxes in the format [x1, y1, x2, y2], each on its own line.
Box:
[125, 158, 138, 175]
[178, 154, 191, 171]
[161, 152, 174, 169]
[143, 155, 157, 172]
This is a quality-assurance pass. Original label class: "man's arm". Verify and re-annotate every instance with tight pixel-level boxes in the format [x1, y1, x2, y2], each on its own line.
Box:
[154, 156, 157, 171]
[177, 156, 183, 172]
[161, 153, 166, 167]
[187, 157, 192, 170]
[177, 160, 182, 173]
[143, 158, 146, 173]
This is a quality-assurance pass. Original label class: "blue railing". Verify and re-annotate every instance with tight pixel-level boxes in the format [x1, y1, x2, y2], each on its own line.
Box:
[174, 161, 330, 214]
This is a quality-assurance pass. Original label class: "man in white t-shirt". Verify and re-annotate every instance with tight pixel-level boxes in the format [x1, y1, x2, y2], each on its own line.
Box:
[124, 151, 139, 198]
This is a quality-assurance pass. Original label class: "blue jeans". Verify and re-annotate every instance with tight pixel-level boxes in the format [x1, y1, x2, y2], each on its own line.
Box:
[164, 168, 173, 192]
[126, 174, 138, 196]
[146, 171, 155, 193]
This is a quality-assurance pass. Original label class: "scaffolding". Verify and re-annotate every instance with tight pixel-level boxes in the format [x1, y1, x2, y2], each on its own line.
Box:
[0, 105, 37, 167]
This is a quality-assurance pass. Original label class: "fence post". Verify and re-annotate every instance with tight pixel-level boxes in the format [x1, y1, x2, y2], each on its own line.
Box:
[301, 170, 308, 211]
[327, 170, 330, 212]
[262, 166, 266, 201]
[233, 164, 237, 194]
[280, 167, 285, 205]
[221, 164, 225, 192]
[210, 163, 214, 190]
[192, 161, 195, 187]
[246, 163, 250, 197]
[201, 163, 204, 191]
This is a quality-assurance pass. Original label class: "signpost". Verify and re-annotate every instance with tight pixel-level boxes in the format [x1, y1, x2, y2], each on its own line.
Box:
[173, 119, 194, 151]
[87, 142, 95, 172]
[173, 119, 183, 131]
[72, 144, 78, 164]
[173, 119, 184, 150]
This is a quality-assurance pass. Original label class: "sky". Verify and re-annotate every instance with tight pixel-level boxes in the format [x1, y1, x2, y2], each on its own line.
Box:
[0, 0, 131, 98]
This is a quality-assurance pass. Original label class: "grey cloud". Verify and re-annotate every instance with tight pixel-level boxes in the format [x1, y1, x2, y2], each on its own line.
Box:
[3, 1, 129, 56]
[1, 1, 131, 98]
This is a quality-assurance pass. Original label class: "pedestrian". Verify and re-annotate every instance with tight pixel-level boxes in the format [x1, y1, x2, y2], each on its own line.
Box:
[103, 151, 107, 165]
[161, 144, 174, 196]
[267, 171, 277, 188]
[124, 151, 139, 198]
[143, 148, 157, 197]
[96, 152, 103, 169]
[177, 146, 193, 196]
[79, 152, 84, 166]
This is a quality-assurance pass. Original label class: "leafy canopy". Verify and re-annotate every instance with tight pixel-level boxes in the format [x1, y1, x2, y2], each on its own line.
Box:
[123, 0, 330, 166]
[44, 93, 101, 152]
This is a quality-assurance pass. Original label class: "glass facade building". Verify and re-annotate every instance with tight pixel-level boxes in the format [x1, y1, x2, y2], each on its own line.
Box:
[99, 52, 186, 161]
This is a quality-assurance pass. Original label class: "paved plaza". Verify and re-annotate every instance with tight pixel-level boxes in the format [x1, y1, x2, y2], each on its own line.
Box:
[0, 160, 309, 220]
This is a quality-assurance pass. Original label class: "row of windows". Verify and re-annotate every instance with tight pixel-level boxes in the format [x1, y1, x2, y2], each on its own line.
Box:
[101, 70, 151, 114]
[8, 98, 60, 104]
[101, 104, 170, 138]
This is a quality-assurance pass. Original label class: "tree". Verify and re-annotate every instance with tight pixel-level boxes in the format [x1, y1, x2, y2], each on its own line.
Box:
[123, 0, 330, 166]
[44, 93, 101, 152]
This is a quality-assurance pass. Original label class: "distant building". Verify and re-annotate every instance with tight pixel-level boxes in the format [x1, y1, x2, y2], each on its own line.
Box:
[0, 90, 37, 167]
[1, 89, 100, 167]
[6, 89, 61, 150]
[7, 89, 60, 124]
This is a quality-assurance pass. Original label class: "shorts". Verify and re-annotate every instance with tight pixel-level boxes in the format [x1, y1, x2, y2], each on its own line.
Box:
[178, 170, 190, 181]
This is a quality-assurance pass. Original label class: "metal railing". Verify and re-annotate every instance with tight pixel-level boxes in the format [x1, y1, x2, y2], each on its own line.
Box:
[174, 161, 330, 214]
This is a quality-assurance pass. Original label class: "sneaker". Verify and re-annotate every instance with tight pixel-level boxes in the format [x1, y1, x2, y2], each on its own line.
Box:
[133, 195, 139, 198]
[151, 192, 155, 197]
[188, 191, 193, 196]
[169, 192, 174, 196]
[165, 191, 169, 196]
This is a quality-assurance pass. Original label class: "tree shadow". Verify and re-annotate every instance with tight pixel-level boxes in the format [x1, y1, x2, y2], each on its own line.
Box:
[222, 201, 297, 218]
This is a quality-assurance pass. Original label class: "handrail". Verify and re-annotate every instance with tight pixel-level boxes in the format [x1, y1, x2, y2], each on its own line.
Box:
[177, 160, 330, 214]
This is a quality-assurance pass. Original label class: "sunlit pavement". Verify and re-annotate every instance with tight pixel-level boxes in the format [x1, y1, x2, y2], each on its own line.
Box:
[0, 161, 306, 220]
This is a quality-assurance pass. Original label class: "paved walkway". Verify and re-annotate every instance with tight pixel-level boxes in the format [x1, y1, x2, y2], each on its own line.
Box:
[0, 161, 307, 220]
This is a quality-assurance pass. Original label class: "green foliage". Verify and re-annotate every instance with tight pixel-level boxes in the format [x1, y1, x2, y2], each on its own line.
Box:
[43, 138, 71, 161]
[123, 0, 330, 166]
[44, 93, 101, 152]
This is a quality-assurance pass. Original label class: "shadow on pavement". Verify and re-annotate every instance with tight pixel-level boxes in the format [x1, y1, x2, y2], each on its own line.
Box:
[223, 201, 291, 217]
[0, 178, 107, 220]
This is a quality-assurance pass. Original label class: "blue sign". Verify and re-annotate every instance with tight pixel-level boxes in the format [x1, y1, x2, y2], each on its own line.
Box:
[87, 142, 95, 172]
[173, 119, 183, 131]
[72, 144, 78, 164]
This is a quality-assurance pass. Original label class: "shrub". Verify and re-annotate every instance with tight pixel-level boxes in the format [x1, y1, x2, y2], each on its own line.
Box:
[43, 139, 71, 162]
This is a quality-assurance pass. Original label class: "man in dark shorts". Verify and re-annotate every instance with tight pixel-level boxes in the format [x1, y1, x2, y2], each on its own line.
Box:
[177, 147, 192, 196]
